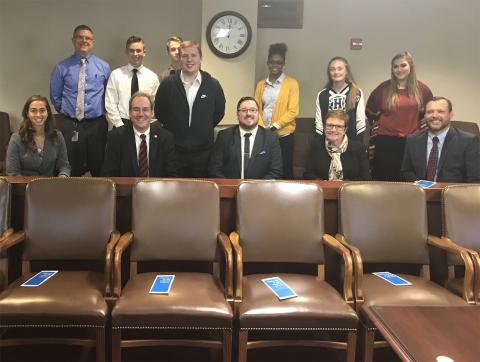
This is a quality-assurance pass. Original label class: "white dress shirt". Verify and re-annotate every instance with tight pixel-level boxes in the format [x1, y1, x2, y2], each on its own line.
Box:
[262, 72, 285, 129]
[427, 126, 449, 181]
[133, 126, 151, 163]
[181, 70, 202, 127]
[239, 125, 259, 179]
[105, 64, 160, 127]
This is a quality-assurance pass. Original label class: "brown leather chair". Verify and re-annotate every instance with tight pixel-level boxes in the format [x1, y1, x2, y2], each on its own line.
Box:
[111, 179, 233, 362]
[451, 120, 480, 135]
[0, 112, 11, 175]
[231, 181, 358, 362]
[0, 178, 119, 361]
[0, 177, 23, 290]
[336, 182, 473, 361]
[429, 185, 480, 304]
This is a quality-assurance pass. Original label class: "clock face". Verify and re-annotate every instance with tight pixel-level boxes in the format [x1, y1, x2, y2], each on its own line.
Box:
[206, 11, 252, 58]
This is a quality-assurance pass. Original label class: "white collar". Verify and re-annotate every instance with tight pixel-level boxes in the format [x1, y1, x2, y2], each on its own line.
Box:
[133, 125, 150, 138]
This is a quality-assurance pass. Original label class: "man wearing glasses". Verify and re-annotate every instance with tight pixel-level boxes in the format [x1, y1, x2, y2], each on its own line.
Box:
[208, 96, 282, 179]
[50, 24, 111, 176]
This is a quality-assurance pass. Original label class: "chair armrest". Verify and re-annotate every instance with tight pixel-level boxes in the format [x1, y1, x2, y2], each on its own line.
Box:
[427, 235, 476, 304]
[113, 232, 134, 298]
[0, 229, 25, 252]
[217, 232, 233, 300]
[471, 252, 480, 304]
[336, 233, 364, 312]
[322, 234, 355, 306]
[104, 230, 121, 298]
[229, 231, 243, 304]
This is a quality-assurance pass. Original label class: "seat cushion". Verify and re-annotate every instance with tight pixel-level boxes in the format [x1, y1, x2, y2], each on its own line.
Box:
[362, 274, 468, 309]
[112, 272, 233, 329]
[0, 271, 108, 326]
[239, 274, 358, 329]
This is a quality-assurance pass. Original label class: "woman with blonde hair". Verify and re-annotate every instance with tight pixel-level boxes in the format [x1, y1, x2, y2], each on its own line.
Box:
[366, 51, 432, 181]
[6, 95, 70, 176]
[315, 56, 366, 142]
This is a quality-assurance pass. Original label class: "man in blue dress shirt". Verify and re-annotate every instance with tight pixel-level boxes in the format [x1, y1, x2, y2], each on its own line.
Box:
[50, 25, 111, 176]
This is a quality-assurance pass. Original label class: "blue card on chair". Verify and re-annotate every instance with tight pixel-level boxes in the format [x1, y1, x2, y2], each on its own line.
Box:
[149, 275, 175, 294]
[373, 272, 412, 286]
[262, 276, 297, 300]
[21, 270, 58, 287]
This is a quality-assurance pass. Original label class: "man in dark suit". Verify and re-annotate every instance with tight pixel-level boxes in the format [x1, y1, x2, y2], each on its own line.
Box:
[101, 92, 176, 177]
[401, 96, 479, 183]
[208, 96, 283, 179]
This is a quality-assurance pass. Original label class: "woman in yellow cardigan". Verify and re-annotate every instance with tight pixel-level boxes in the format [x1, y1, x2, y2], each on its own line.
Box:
[254, 43, 299, 179]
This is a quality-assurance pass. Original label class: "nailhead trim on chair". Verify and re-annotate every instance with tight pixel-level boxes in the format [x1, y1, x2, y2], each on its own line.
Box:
[113, 326, 231, 330]
[0, 324, 104, 328]
[240, 327, 357, 331]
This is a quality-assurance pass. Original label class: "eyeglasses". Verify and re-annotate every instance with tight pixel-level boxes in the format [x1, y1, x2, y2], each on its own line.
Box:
[131, 107, 152, 114]
[75, 35, 93, 42]
[267, 60, 285, 65]
[238, 108, 258, 114]
[325, 124, 346, 130]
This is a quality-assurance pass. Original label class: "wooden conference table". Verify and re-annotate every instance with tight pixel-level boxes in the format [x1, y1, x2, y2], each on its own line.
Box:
[363, 305, 480, 362]
[6, 176, 448, 236]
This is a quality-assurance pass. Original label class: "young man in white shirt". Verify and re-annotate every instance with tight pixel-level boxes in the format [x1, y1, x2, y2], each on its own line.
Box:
[105, 36, 159, 128]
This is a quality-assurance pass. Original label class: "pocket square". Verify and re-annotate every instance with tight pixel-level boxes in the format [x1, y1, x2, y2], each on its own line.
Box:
[200, 94, 207, 99]
[259, 150, 267, 155]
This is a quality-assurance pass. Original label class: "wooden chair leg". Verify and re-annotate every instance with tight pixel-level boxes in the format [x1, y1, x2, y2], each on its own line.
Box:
[95, 327, 105, 362]
[238, 330, 248, 362]
[111, 328, 121, 362]
[222, 329, 232, 362]
[362, 327, 375, 362]
[346, 330, 357, 362]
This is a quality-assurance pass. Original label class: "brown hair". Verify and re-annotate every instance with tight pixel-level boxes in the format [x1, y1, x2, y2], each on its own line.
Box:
[325, 109, 350, 128]
[19, 95, 58, 152]
[179, 40, 202, 57]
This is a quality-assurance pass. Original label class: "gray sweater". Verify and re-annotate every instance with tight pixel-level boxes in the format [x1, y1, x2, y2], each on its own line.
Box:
[6, 132, 71, 176]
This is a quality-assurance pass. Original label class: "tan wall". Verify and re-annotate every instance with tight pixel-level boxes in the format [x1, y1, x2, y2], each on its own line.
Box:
[255, 0, 480, 123]
[1, 0, 479, 130]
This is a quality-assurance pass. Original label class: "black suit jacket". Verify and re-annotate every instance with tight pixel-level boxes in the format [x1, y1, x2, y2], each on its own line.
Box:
[303, 135, 371, 180]
[101, 122, 177, 177]
[401, 127, 480, 183]
[208, 125, 283, 179]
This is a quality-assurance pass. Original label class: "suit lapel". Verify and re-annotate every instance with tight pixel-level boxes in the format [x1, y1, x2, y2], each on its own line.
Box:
[437, 127, 455, 173]
[414, 131, 428, 178]
[126, 126, 140, 176]
[232, 126, 242, 176]
[248, 127, 265, 170]
[149, 127, 160, 174]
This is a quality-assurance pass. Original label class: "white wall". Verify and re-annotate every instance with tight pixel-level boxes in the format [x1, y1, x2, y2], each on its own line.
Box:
[1, 0, 479, 130]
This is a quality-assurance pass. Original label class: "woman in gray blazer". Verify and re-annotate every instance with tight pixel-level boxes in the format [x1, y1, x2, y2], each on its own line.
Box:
[6, 95, 70, 176]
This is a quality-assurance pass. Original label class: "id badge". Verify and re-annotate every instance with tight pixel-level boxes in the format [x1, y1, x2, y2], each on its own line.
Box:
[72, 130, 79, 142]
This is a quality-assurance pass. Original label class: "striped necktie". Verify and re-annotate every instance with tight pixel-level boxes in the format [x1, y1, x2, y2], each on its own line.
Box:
[138, 134, 148, 177]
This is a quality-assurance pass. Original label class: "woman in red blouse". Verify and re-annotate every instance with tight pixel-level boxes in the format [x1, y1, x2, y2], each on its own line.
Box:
[366, 51, 432, 181]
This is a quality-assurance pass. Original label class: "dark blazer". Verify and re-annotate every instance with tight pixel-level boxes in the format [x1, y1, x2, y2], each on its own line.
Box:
[208, 125, 283, 179]
[304, 134, 371, 180]
[401, 127, 480, 183]
[101, 122, 177, 177]
[154, 70, 225, 151]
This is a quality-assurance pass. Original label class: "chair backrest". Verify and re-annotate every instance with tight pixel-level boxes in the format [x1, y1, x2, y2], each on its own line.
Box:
[0, 177, 10, 235]
[339, 182, 429, 264]
[23, 178, 116, 261]
[451, 121, 480, 135]
[0, 112, 11, 174]
[131, 179, 220, 262]
[443, 185, 480, 257]
[293, 118, 315, 179]
[237, 181, 324, 264]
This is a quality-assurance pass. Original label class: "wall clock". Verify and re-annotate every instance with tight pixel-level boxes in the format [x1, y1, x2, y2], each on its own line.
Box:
[206, 11, 252, 58]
